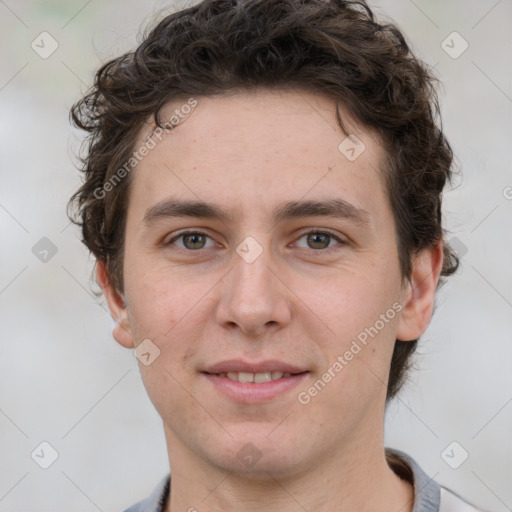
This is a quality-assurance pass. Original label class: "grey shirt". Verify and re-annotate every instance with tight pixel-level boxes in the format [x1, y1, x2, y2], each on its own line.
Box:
[123, 448, 482, 512]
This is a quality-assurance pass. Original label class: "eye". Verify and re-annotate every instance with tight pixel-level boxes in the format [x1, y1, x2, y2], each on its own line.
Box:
[165, 231, 216, 251]
[294, 230, 346, 251]
[163, 229, 347, 252]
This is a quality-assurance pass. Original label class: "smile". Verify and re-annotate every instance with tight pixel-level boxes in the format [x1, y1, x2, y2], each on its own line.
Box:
[215, 371, 294, 382]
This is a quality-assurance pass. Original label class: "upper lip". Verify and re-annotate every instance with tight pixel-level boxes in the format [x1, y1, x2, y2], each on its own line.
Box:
[203, 360, 308, 375]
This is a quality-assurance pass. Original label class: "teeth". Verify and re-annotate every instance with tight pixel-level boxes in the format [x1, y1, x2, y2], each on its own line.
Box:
[254, 372, 273, 383]
[238, 371, 255, 383]
[223, 371, 291, 382]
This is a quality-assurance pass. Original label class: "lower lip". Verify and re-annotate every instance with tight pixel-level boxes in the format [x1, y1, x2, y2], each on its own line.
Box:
[202, 373, 309, 403]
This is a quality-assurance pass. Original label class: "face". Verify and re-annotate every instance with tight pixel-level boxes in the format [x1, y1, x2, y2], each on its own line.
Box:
[100, 88, 440, 479]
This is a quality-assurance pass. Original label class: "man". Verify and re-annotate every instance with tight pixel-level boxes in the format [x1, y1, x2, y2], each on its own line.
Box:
[68, 0, 482, 510]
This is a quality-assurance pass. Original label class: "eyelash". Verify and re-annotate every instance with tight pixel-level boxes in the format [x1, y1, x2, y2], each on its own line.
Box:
[164, 229, 347, 252]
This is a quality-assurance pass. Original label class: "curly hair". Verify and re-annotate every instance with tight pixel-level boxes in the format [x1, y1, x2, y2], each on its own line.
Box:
[68, 0, 459, 400]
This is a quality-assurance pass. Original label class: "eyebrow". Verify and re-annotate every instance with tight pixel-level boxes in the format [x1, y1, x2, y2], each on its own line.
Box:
[142, 198, 370, 226]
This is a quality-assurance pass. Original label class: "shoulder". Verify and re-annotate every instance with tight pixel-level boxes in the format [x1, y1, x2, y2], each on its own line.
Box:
[386, 448, 484, 512]
[439, 487, 486, 512]
[122, 474, 170, 512]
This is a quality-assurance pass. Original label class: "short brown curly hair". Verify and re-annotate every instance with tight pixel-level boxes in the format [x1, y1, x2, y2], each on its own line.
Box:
[68, 0, 459, 400]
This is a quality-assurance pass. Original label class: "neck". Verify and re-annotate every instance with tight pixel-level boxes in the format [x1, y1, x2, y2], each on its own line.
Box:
[163, 428, 414, 512]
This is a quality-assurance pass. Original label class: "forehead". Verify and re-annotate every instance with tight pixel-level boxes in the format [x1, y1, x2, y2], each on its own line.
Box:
[129, 88, 389, 225]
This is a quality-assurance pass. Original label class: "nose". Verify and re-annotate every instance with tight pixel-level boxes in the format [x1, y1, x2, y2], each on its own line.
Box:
[215, 241, 292, 337]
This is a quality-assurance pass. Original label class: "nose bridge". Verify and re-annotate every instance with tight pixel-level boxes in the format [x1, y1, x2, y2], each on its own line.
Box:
[216, 237, 290, 334]
[234, 245, 273, 299]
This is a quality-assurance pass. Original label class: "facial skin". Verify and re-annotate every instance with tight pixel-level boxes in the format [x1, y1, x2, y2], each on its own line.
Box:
[98, 89, 443, 512]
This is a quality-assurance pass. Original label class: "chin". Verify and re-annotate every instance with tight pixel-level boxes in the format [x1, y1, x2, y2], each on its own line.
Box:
[203, 431, 313, 480]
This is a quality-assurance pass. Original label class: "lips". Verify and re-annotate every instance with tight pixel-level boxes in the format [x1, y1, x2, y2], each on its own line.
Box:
[202, 360, 309, 403]
[203, 359, 307, 376]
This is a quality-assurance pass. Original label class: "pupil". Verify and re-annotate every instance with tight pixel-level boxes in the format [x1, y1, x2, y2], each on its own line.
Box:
[185, 234, 204, 249]
[308, 233, 329, 249]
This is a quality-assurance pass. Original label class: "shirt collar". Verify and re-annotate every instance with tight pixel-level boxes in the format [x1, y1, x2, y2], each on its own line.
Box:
[386, 448, 441, 512]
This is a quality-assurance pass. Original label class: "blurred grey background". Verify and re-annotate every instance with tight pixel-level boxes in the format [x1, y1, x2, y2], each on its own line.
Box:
[0, 0, 511, 510]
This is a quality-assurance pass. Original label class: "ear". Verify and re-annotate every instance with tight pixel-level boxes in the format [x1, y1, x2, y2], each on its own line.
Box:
[96, 260, 134, 349]
[396, 242, 444, 342]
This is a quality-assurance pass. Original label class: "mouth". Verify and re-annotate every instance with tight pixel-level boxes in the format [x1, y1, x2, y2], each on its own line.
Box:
[208, 371, 298, 383]
[201, 360, 309, 403]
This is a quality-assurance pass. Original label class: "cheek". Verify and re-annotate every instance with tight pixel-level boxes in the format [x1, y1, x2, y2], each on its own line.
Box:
[126, 281, 171, 342]
[124, 268, 205, 414]
[124, 260, 216, 384]
[294, 259, 402, 392]
[124, 257, 196, 338]
[299, 259, 400, 337]
[139, 362, 210, 439]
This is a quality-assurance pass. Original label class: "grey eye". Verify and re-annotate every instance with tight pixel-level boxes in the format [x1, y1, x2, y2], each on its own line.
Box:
[295, 231, 342, 250]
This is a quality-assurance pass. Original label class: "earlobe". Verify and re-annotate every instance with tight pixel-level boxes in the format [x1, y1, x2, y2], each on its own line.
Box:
[96, 261, 135, 349]
[396, 242, 444, 342]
